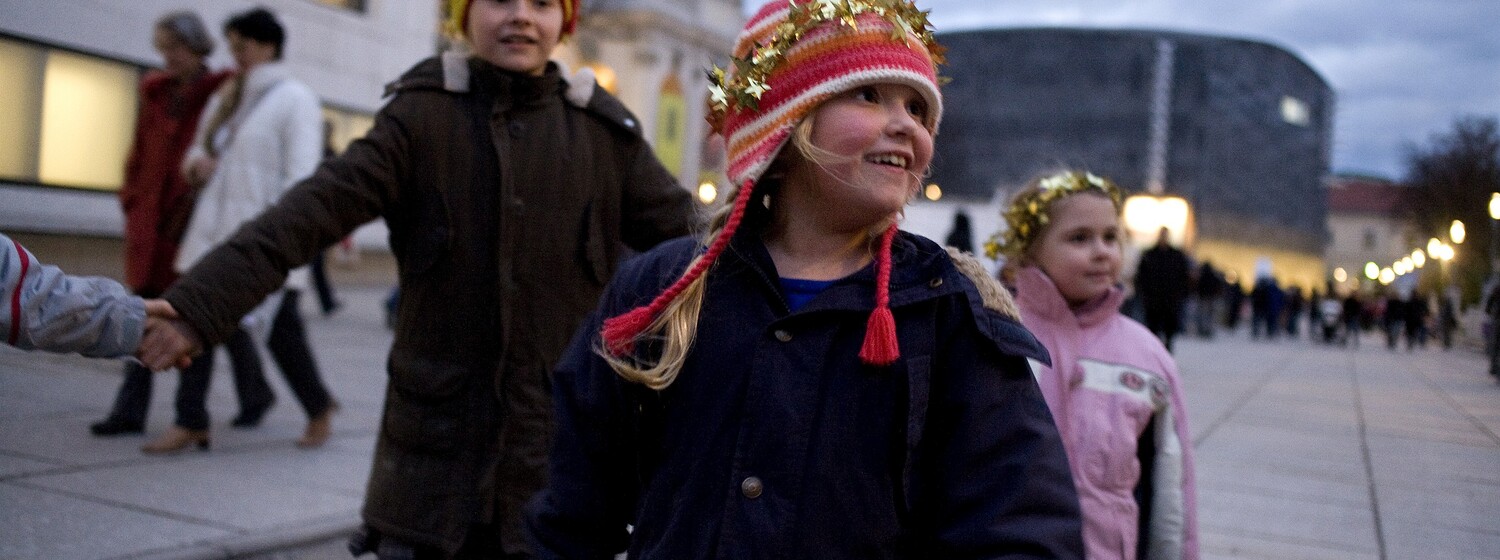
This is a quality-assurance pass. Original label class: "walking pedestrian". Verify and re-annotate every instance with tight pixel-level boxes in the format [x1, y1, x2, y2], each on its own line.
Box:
[1285, 286, 1304, 338]
[1437, 286, 1458, 350]
[1403, 290, 1429, 351]
[1192, 260, 1222, 338]
[1486, 281, 1500, 377]
[1341, 291, 1363, 348]
[1382, 291, 1404, 350]
[150, 7, 338, 454]
[1134, 227, 1190, 351]
[944, 207, 976, 254]
[90, 11, 268, 438]
[1249, 264, 1279, 340]
[992, 170, 1199, 560]
[527, 2, 1082, 557]
[137, 0, 697, 556]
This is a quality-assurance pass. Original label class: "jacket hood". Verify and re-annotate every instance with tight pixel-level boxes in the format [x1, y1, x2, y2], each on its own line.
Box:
[385, 55, 644, 135]
[1014, 266, 1124, 329]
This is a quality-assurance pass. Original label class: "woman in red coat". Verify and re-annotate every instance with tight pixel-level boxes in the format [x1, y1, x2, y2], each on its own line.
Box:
[91, 11, 268, 437]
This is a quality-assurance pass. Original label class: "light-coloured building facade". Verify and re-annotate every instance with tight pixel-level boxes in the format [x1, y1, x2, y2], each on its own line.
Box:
[558, 0, 741, 197]
[0, 0, 741, 242]
[0, 0, 439, 236]
[1325, 174, 1421, 294]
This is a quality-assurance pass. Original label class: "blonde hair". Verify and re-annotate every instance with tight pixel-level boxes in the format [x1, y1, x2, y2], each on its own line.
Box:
[601, 116, 915, 388]
[599, 176, 748, 388]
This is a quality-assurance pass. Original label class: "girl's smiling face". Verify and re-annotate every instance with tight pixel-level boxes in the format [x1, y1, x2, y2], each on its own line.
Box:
[791, 83, 934, 232]
[1029, 192, 1123, 306]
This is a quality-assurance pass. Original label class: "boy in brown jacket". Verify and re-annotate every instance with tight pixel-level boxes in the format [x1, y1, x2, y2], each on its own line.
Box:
[139, 1, 696, 557]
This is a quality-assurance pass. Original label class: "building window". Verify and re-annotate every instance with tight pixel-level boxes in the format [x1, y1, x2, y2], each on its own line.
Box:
[310, 0, 367, 12]
[321, 106, 375, 154]
[0, 37, 140, 191]
[1281, 95, 1310, 126]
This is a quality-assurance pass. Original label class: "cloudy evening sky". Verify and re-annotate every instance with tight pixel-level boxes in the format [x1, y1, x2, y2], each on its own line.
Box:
[742, 0, 1500, 180]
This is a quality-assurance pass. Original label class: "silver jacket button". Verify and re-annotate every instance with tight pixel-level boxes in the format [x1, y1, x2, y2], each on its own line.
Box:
[741, 476, 763, 499]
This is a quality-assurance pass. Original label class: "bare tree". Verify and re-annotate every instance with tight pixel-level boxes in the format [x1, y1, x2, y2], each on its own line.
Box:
[1402, 116, 1500, 302]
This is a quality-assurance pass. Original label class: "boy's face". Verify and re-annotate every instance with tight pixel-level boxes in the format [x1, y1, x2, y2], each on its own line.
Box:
[467, 0, 563, 76]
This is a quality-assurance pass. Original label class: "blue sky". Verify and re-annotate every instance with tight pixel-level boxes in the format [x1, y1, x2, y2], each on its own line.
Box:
[742, 0, 1500, 179]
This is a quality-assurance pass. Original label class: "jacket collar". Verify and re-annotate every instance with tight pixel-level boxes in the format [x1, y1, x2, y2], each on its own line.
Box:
[1014, 266, 1124, 329]
[241, 61, 292, 101]
[467, 59, 564, 107]
[723, 226, 961, 315]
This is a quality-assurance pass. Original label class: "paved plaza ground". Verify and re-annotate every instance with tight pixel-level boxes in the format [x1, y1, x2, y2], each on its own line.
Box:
[2, 282, 1498, 559]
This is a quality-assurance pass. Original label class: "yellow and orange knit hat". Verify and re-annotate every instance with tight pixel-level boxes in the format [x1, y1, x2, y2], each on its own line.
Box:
[601, 0, 945, 367]
[446, 0, 580, 38]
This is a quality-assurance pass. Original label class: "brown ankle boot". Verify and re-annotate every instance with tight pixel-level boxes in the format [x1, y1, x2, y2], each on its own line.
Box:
[141, 426, 210, 454]
[296, 403, 339, 449]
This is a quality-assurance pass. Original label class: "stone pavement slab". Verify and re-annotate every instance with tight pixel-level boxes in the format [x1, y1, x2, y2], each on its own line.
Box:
[0, 286, 392, 560]
[6, 285, 1500, 559]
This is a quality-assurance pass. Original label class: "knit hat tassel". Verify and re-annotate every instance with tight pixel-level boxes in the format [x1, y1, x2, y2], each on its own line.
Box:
[859, 224, 900, 366]
[601, 180, 757, 357]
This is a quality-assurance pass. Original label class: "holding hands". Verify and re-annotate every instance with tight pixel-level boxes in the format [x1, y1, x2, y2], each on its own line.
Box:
[138, 299, 203, 371]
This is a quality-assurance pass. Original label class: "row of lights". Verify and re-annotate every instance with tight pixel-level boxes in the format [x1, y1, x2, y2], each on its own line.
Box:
[1339, 220, 1464, 286]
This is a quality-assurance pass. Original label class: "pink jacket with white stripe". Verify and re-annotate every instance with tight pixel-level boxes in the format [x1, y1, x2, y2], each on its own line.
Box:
[1013, 266, 1199, 560]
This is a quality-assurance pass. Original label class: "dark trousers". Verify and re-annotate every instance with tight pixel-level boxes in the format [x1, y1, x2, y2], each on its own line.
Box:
[176, 291, 332, 428]
[309, 250, 339, 314]
[105, 328, 269, 430]
[262, 290, 334, 419]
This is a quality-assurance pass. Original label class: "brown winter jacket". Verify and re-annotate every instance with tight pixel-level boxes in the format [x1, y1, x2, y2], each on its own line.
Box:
[163, 56, 696, 555]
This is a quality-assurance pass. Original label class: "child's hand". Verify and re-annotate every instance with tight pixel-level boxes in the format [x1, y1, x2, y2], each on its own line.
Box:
[138, 300, 202, 371]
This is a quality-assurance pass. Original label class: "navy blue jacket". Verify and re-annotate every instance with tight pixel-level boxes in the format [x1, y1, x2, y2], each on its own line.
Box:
[529, 231, 1083, 559]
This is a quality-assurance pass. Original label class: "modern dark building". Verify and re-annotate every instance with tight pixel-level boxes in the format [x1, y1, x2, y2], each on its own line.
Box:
[930, 27, 1334, 287]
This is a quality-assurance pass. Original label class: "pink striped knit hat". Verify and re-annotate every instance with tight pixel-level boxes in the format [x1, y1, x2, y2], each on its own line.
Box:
[602, 0, 944, 366]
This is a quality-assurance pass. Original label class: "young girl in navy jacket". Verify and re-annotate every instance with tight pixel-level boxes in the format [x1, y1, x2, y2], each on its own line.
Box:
[527, 1, 1084, 558]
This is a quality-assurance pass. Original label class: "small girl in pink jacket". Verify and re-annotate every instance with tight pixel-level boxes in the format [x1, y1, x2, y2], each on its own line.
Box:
[986, 171, 1199, 560]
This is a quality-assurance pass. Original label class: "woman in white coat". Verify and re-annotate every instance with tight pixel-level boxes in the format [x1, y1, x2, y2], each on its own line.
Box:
[151, 7, 336, 453]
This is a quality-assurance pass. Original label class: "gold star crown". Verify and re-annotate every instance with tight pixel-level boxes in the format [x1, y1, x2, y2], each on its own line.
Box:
[707, 0, 946, 131]
[984, 171, 1124, 260]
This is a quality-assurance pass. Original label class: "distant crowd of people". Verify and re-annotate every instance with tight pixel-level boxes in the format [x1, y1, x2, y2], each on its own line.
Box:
[1129, 253, 1463, 355]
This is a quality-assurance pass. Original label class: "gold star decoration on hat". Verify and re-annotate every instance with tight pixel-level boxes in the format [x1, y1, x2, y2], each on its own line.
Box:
[707, 0, 946, 130]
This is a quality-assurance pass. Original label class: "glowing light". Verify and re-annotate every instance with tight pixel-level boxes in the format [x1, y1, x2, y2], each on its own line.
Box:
[1451, 220, 1466, 244]
[924, 183, 942, 201]
[1379, 267, 1395, 285]
[1364, 262, 1379, 280]
[1490, 193, 1500, 221]
[1427, 238, 1442, 257]
[1412, 249, 1426, 268]
[1333, 268, 1348, 283]
[697, 181, 718, 205]
[1394, 261, 1408, 275]
[1122, 194, 1191, 245]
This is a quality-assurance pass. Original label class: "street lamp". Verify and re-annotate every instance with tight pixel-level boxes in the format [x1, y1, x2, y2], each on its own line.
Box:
[1488, 193, 1500, 292]
[1122, 194, 1191, 246]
